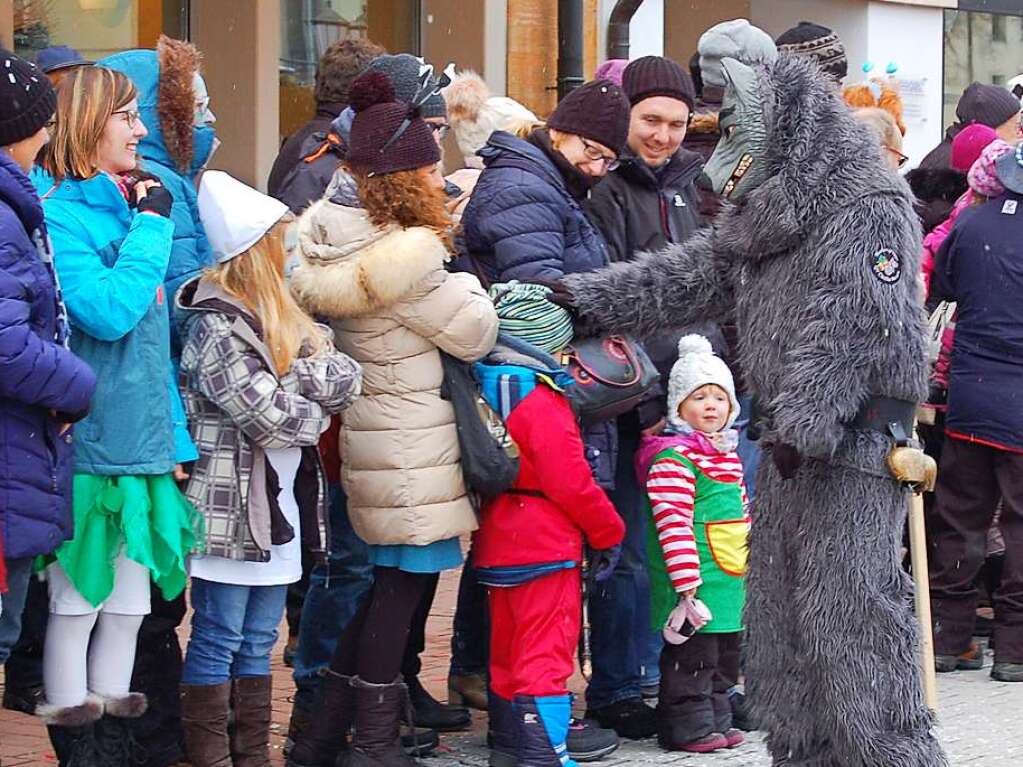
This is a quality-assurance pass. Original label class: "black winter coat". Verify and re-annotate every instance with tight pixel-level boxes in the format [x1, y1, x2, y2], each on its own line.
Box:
[267, 103, 346, 213]
[933, 191, 1023, 453]
[585, 149, 712, 426]
[585, 149, 703, 264]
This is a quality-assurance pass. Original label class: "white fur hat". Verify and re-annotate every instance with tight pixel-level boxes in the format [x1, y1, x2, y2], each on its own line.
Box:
[198, 170, 289, 263]
[667, 334, 740, 431]
[442, 71, 537, 169]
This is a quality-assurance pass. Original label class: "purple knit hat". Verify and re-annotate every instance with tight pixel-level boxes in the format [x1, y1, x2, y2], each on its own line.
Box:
[595, 59, 628, 86]
[951, 123, 997, 173]
[346, 70, 440, 176]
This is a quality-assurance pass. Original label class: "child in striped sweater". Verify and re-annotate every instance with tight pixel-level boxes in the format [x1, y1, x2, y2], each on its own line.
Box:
[635, 335, 750, 754]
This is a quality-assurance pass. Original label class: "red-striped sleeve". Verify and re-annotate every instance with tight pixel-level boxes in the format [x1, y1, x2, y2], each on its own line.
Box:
[646, 455, 701, 593]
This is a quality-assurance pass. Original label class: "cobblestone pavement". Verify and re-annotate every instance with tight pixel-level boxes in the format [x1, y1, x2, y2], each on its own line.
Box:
[2, 568, 1020, 765]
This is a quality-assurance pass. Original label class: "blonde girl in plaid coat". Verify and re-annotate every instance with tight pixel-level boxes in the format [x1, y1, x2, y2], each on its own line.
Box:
[175, 172, 362, 767]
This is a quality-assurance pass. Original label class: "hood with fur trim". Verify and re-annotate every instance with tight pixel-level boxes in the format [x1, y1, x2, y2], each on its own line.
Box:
[712, 55, 909, 261]
[99, 36, 215, 177]
[291, 198, 450, 319]
[443, 71, 536, 169]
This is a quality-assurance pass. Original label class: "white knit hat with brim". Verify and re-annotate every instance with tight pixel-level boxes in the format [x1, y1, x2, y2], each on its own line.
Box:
[667, 334, 740, 432]
[198, 170, 289, 263]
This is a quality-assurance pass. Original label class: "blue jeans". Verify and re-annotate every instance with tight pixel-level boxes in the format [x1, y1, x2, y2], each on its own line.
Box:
[181, 578, 288, 685]
[0, 557, 34, 666]
[735, 393, 760, 500]
[292, 485, 373, 704]
[586, 427, 652, 709]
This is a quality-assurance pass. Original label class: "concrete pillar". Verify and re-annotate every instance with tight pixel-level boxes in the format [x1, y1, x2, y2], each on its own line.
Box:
[191, 0, 280, 191]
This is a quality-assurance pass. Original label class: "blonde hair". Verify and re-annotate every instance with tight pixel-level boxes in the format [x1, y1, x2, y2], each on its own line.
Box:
[42, 66, 137, 180]
[205, 219, 325, 375]
[853, 107, 903, 154]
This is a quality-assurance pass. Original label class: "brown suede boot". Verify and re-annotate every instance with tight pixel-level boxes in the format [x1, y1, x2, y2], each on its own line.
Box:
[230, 676, 273, 767]
[181, 682, 232, 767]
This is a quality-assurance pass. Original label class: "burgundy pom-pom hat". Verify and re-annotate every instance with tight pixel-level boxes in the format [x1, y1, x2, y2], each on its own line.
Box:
[346, 62, 455, 177]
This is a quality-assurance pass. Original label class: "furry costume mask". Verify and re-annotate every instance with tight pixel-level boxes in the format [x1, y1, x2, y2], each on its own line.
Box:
[700, 58, 770, 201]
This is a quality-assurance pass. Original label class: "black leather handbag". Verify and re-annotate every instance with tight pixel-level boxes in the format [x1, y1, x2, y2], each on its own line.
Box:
[558, 336, 660, 424]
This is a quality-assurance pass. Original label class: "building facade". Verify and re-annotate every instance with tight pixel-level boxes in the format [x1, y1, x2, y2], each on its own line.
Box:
[1, 0, 1020, 187]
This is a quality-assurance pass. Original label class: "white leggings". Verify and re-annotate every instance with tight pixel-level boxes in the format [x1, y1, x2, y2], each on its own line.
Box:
[43, 554, 150, 709]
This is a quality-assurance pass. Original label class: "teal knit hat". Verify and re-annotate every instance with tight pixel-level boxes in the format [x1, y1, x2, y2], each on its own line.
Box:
[489, 281, 574, 354]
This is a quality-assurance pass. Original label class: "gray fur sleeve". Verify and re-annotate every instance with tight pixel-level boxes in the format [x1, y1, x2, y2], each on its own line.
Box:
[768, 196, 928, 459]
[560, 228, 731, 338]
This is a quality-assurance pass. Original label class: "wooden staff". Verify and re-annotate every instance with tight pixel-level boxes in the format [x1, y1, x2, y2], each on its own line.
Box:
[908, 484, 939, 712]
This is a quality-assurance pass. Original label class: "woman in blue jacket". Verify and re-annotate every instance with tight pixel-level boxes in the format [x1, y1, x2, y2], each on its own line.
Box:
[99, 37, 218, 766]
[36, 65, 202, 763]
[0, 50, 96, 678]
[99, 34, 216, 334]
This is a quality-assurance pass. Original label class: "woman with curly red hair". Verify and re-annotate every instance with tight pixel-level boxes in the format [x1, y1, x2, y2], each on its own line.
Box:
[286, 71, 498, 767]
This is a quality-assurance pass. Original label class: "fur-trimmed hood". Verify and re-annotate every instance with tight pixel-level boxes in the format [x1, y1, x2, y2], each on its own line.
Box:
[443, 71, 537, 168]
[714, 55, 911, 260]
[291, 198, 450, 319]
[99, 36, 215, 177]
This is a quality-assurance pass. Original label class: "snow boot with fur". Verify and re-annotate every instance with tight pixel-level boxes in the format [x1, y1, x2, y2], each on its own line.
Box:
[94, 692, 149, 766]
[40, 696, 104, 767]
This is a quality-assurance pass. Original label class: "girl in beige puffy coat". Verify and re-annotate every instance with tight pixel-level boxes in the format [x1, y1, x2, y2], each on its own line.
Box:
[287, 70, 498, 767]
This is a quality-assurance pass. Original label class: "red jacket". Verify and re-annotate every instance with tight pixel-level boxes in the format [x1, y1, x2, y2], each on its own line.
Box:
[473, 384, 624, 569]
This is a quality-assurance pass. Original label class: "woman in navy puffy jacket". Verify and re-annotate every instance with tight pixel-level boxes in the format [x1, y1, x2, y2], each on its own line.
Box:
[0, 50, 96, 668]
[460, 79, 630, 488]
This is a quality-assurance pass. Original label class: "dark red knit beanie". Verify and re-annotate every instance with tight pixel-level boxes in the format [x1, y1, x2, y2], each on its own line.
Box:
[346, 70, 440, 176]
[547, 79, 630, 155]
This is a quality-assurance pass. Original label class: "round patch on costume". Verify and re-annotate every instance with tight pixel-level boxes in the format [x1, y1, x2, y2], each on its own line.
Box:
[870, 248, 901, 284]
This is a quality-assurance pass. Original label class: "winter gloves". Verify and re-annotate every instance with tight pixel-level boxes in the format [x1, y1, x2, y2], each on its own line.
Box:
[136, 184, 174, 218]
[664, 596, 713, 645]
[588, 544, 621, 585]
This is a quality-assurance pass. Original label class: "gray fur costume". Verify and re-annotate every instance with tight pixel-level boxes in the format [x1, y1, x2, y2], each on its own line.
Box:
[561, 56, 946, 766]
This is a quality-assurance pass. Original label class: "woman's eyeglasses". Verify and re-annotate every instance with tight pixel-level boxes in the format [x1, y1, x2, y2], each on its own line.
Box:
[581, 138, 619, 171]
[887, 145, 909, 168]
[113, 109, 142, 130]
[428, 122, 451, 139]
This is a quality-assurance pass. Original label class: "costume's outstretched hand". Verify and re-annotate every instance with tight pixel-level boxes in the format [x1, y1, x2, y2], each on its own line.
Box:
[772, 442, 802, 480]
[535, 279, 578, 315]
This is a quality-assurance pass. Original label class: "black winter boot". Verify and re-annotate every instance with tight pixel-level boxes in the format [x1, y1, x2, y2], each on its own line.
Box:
[94, 692, 149, 766]
[404, 674, 470, 732]
[40, 696, 104, 767]
[345, 676, 422, 767]
[288, 670, 355, 767]
[513, 694, 572, 767]
[487, 690, 518, 767]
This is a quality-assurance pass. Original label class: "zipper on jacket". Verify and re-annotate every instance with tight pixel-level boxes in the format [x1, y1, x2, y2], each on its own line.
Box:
[659, 196, 672, 243]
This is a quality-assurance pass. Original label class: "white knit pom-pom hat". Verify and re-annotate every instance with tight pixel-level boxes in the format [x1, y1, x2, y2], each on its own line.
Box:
[666, 334, 740, 431]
